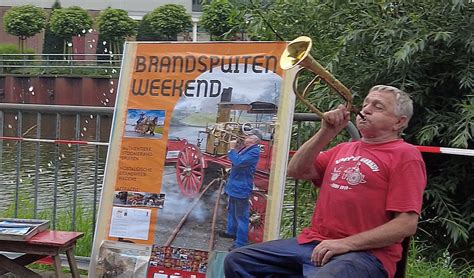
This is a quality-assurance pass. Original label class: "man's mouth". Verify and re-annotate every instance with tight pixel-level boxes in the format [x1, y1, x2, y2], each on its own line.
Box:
[357, 112, 366, 120]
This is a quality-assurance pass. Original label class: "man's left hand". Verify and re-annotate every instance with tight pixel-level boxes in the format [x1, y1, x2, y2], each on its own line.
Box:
[229, 140, 237, 149]
[311, 239, 352, 266]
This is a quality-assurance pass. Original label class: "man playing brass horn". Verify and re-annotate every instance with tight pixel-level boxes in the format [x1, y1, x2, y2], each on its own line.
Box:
[224, 85, 426, 278]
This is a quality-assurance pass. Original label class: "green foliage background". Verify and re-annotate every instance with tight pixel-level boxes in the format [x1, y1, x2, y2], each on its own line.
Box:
[42, 0, 64, 57]
[238, 0, 473, 264]
[49, 6, 93, 54]
[200, 0, 243, 40]
[96, 7, 137, 55]
[139, 4, 192, 41]
[3, 5, 47, 52]
[3, 5, 46, 39]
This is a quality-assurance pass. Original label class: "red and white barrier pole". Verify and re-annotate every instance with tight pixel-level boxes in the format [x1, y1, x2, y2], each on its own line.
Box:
[0, 136, 473, 156]
[416, 146, 474, 157]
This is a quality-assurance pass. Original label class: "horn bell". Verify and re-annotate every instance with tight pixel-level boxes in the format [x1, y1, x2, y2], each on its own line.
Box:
[280, 36, 360, 118]
[280, 36, 313, 70]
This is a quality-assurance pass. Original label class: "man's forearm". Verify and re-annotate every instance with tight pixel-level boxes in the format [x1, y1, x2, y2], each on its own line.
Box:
[287, 129, 338, 180]
[343, 212, 418, 251]
[312, 212, 419, 266]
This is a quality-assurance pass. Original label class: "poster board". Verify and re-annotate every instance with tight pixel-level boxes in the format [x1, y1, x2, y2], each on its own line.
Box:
[89, 41, 296, 277]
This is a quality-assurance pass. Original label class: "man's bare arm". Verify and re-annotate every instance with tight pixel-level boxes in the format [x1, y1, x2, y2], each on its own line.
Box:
[287, 129, 337, 180]
[287, 105, 350, 180]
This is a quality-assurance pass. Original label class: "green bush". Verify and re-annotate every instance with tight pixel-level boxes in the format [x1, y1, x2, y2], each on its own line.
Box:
[0, 43, 33, 54]
[0, 44, 35, 73]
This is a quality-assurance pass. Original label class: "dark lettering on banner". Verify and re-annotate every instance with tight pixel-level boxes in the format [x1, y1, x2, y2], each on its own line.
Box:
[131, 54, 278, 98]
[131, 79, 222, 97]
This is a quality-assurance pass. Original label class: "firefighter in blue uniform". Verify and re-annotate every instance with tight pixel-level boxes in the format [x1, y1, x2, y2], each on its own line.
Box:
[220, 129, 263, 251]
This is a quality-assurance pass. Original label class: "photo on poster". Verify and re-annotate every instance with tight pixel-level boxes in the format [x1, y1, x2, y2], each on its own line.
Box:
[155, 63, 282, 252]
[96, 240, 151, 278]
[124, 109, 166, 139]
[147, 245, 208, 278]
[114, 191, 166, 208]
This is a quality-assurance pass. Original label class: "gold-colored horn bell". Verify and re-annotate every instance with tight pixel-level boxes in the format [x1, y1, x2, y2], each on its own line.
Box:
[280, 36, 361, 119]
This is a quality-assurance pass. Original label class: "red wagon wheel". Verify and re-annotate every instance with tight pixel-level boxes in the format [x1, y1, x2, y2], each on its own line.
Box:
[175, 144, 204, 197]
[248, 191, 267, 243]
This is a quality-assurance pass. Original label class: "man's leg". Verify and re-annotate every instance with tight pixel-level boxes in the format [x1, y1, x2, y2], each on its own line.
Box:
[224, 238, 316, 278]
[226, 197, 237, 236]
[234, 197, 250, 247]
[305, 251, 387, 278]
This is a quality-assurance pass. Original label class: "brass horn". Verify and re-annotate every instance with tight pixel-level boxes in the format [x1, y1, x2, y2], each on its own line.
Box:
[280, 36, 363, 119]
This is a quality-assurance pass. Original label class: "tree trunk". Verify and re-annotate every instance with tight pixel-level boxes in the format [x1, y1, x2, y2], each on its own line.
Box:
[19, 37, 25, 53]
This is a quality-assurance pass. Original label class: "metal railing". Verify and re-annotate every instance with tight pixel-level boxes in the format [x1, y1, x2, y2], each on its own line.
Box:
[0, 54, 122, 75]
[0, 103, 113, 232]
[0, 104, 360, 245]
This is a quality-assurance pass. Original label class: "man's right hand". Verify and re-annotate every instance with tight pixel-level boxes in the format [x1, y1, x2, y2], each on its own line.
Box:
[321, 104, 350, 136]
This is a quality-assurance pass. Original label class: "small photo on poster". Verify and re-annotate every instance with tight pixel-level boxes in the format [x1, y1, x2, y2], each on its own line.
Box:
[149, 245, 209, 274]
[143, 193, 166, 208]
[113, 191, 166, 209]
[96, 240, 152, 278]
[125, 109, 166, 139]
[114, 191, 128, 205]
[127, 192, 146, 206]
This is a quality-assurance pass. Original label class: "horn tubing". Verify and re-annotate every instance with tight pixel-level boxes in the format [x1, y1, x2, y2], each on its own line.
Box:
[281, 36, 368, 119]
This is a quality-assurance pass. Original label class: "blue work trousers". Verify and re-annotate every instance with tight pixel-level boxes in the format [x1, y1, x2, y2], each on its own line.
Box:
[226, 196, 250, 248]
[224, 238, 388, 278]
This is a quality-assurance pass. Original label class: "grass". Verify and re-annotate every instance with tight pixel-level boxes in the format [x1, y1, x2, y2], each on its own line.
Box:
[406, 240, 474, 278]
[0, 191, 94, 275]
[0, 190, 94, 257]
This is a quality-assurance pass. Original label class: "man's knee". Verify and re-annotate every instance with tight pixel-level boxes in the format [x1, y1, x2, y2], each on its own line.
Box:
[224, 250, 250, 277]
[224, 250, 243, 271]
[310, 252, 386, 278]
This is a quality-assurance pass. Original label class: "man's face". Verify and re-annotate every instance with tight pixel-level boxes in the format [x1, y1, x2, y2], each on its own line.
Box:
[356, 90, 406, 140]
[244, 135, 259, 147]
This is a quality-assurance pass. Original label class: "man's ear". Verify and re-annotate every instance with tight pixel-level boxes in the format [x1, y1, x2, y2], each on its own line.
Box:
[393, 116, 408, 131]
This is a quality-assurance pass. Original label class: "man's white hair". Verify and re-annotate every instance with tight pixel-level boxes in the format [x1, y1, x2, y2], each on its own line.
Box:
[369, 85, 413, 132]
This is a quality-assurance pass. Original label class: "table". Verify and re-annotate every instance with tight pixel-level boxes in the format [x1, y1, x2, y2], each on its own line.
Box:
[0, 230, 84, 278]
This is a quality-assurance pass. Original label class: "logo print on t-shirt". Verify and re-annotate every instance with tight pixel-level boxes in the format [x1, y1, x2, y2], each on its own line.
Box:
[331, 162, 367, 188]
[342, 162, 366, 185]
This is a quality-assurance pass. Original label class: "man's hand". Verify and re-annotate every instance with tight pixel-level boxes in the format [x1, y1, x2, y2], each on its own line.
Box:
[229, 140, 237, 150]
[311, 239, 352, 266]
[321, 104, 350, 135]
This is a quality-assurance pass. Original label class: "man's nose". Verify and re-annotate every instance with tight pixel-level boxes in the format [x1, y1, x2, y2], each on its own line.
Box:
[361, 105, 372, 115]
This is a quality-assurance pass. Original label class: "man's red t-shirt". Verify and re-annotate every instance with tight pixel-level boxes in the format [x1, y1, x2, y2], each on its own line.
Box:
[297, 139, 426, 278]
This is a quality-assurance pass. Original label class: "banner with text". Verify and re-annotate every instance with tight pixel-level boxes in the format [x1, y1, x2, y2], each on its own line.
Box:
[89, 41, 295, 278]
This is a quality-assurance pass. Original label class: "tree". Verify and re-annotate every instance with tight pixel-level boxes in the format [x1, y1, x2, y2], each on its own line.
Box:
[49, 6, 93, 54]
[96, 7, 137, 55]
[140, 4, 192, 41]
[3, 5, 47, 53]
[246, 0, 473, 261]
[136, 13, 157, 41]
[42, 0, 63, 57]
[200, 0, 242, 40]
